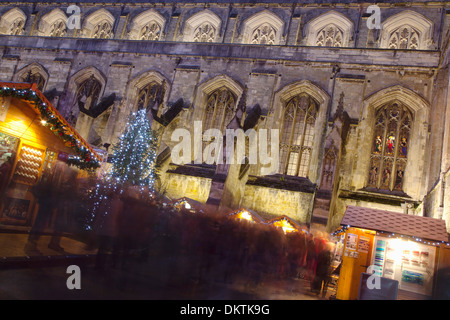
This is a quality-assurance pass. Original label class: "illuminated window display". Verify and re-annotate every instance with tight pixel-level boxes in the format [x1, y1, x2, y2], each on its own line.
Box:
[371, 236, 435, 296]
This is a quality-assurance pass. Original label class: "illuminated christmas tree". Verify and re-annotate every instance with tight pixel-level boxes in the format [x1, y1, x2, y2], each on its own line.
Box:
[108, 108, 158, 191]
[84, 109, 158, 231]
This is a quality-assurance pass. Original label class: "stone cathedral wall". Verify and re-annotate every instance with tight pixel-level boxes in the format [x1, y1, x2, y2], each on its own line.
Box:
[0, 1, 449, 231]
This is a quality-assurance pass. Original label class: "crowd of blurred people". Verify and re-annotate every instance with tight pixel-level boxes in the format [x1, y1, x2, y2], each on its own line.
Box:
[22, 176, 335, 297]
[88, 182, 335, 297]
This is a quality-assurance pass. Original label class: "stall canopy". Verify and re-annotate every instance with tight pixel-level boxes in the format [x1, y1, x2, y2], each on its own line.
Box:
[341, 205, 449, 244]
[0, 82, 101, 170]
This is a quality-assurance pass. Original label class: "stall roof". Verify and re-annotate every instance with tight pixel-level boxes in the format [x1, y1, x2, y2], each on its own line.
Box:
[341, 206, 449, 243]
[0, 82, 101, 169]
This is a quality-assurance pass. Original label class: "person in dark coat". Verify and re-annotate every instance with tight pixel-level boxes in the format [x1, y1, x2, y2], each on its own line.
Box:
[24, 176, 56, 254]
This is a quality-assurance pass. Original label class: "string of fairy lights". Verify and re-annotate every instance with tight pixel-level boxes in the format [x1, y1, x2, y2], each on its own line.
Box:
[0, 85, 100, 170]
[85, 109, 158, 230]
[332, 224, 450, 247]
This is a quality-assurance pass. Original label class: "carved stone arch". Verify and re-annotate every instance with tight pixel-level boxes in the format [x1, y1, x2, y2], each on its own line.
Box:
[305, 10, 354, 47]
[128, 9, 166, 41]
[14, 62, 49, 92]
[379, 10, 433, 50]
[241, 9, 284, 45]
[81, 8, 115, 39]
[182, 9, 222, 42]
[0, 7, 26, 35]
[37, 8, 67, 37]
[358, 85, 430, 197]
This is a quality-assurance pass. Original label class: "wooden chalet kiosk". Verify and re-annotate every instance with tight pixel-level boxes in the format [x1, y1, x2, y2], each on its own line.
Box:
[0, 82, 101, 227]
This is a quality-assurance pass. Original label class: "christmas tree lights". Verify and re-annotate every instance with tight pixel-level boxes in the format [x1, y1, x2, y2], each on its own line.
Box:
[108, 108, 158, 191]
[84, 109, 159, 231]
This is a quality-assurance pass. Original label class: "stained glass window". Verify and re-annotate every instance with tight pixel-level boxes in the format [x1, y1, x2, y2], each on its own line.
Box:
[279, 93, 318, 177]
[368, 102, 412, 191]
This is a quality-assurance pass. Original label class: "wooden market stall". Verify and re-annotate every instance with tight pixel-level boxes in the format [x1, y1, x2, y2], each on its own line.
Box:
[334, 205, 449, 300]
[0, 82, 101, 227]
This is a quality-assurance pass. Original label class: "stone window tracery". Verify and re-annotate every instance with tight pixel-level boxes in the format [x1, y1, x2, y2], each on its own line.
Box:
[136, 81, 164, 112]
[203, 87, 237, 133]
[315, 24, 343, 47]
[250, 23, 276, 45]
[193, 22, 216, 43]
[92, 20, 112, 39]
[139, 21, 161, 41]
[379, 11, 433, 50]
[387, 25, 420, 50]
[21, 71, 46, 91]
[9, 18, 25, 35]
[279, 93, 318, 177]
[368, 102, 412, 191]
[49, 19, 66, 37]
[74, 75, 101, 112]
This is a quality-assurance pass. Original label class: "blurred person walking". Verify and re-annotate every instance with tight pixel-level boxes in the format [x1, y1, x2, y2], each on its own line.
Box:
[95, 188, 123, 270]
[24, 176, 56, 255]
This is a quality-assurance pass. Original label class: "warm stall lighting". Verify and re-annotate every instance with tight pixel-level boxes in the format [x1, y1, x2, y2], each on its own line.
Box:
[235, 209, 253, 222]
[273, 219, 297, 234]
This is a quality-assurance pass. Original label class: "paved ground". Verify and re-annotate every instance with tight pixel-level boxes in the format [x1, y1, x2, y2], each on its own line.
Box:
[0, 231, 333, 301]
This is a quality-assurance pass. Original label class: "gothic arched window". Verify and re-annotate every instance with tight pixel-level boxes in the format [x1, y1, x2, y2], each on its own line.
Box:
[9, 18, 25, 35]
[21, 71, 46, 91]
[305, 11, 353, 47]
[203, 87, 237, 133]
[387, 25, 420, 50]
[279, 94, 318, 177]
[315, 24, 344, 47]
[92, 20, 112, 39]
[136, 81, 164, 112]
[380, 11, 433, 50]
[251, 23, 277, 45]
[74, 75, 102, 112]
[139, 21, 161, 41]
[368, 103, 412, 191]
[49, 19, 66, 37]
[193, 22, 216, 43]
